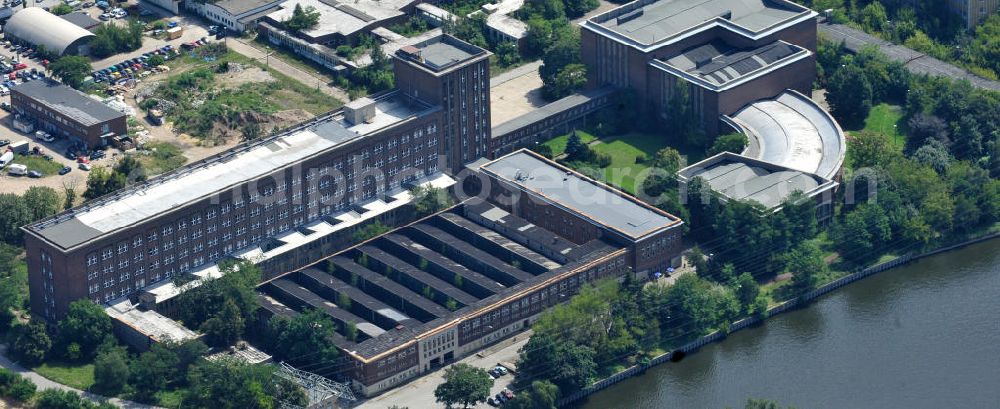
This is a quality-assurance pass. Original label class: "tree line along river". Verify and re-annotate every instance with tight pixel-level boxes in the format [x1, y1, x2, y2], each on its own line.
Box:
[581, 239, 1000, 409]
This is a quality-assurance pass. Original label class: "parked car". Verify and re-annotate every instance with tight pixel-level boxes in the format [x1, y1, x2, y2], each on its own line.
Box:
[27, 170, 42, 178]
[58, 166, 72, 175]
[0, 139, 9, 147]
[90, 150, 106, 160]
[78, 162, 92, 171]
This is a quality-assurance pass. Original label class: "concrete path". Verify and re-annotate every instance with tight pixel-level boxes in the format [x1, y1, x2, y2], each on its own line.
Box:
[818, 21, 1000, 91]
[0, 345, 158, 409]
[225, 38, 351, 103]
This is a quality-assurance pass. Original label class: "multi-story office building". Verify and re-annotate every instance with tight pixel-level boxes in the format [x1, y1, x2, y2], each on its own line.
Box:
[23, 35, 485, 321]
[394, 37, 493, 171]
[579, 0, 818, 137]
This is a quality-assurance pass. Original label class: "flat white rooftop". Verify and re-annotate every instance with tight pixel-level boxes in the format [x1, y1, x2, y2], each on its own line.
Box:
[584, 0, 814, 49]
[267, 0, 413, 39]
[106, 299, 199, 344]
[27, 93, 436, 251]
[140, 173, 457, 305]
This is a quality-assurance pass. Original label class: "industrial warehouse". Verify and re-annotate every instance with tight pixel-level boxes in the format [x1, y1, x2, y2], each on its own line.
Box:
[255, 149, 683, 395]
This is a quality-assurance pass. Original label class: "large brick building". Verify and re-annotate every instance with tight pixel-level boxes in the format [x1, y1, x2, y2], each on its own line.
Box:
[23, 35, 486, 321]
[11, 80, 127, 149]
[579, 0, 818, 137]
[254, 149, 684, 395]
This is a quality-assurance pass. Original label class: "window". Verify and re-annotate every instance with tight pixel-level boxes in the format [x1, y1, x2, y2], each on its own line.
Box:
[102, 248, 113, 260]
[87, 253, 98, 266]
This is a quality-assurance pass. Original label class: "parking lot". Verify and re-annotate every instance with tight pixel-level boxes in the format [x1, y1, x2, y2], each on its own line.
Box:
[357, 333, 529, 409]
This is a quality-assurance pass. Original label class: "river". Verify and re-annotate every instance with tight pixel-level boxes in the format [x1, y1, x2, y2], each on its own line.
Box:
[582, 239, 1000, 409]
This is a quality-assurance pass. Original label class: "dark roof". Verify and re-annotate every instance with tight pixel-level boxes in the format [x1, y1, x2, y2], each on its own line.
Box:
[480, 150, 683, 241]
[660, 40, 806, 86]
[60, 12, 101, 29]
[12, 80, 124, 127]
[213, 0, 284, 16]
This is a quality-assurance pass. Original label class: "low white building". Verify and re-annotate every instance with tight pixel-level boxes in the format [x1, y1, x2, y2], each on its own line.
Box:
[187, 0, 287, 33]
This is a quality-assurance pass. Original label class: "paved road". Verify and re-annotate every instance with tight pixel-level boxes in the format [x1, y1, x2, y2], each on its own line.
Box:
[818, 21, 1000, 91]
[0, 345, 157, 409]
[225, 38, 351, 103]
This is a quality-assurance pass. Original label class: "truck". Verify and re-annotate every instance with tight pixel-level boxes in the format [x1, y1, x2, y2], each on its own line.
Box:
[9, 141, 28, 154]
[166, 26, 183, 40]
[0, 151, 12, 169]
[7, 163, 26, 176]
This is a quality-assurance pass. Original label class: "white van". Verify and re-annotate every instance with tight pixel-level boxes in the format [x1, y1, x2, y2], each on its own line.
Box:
[7, 163, 27, 176]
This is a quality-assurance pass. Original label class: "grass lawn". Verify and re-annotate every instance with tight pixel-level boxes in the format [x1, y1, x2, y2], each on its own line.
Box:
[156, 388, 186, 408]
[11, 155, 64, 176]
[136, 142, 188, 176]
[851, 103, 906, 151]
[33, 361, 95, 391]
[590, 133, 670, 194]
[542, 130, 598, 156]
[540, 131, 670, 194]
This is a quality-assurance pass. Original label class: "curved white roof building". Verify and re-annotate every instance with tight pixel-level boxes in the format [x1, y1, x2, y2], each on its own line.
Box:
[726, 91, 846, 180]
[5, 8, 96, 56]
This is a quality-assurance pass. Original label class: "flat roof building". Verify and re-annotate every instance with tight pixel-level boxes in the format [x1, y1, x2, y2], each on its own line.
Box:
[579, 0, 819, 137]
[677, 151, 837, 221]
[24, 34, 488, 321]
[186, 0, 287, 33]
[251, 151, 683, 396]
[11, 80, 127, 149]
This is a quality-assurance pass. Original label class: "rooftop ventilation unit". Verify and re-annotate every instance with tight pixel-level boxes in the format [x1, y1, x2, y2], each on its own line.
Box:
[344, 97, 376, 125]
[617, 9, 644, 25]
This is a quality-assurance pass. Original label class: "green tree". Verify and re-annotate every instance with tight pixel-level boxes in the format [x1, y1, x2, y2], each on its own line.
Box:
[183, 359, 307, 409]
[734, 272, 760, 315]
[785, 242, 825, 297]
[129, 343, 180, 402]
[708, 133, 748, 156]
[563, 0, 598, 18]
[1, 373, 37, 402]
[21, 187, 62, 222]
[12, 321, 52, 365]
[826, 63, 873, 127]
[283, 3, 321, 31]
[93, 346, 129, 395]
[265, 309, 341, 373]
[57, 300, 113, 360]
[48, 56, 92, 89]
[0, 193, 32, 245]
[49, 3, 73, 15]
[201, 299, 245, 347]
[544, 63, 587, 100]
[411, 185, 453, 216]
[495, 41, 520, 67]
[434, 363, 494, 408]
[505, 380, 559, 409]
[654, 274, 738, 340]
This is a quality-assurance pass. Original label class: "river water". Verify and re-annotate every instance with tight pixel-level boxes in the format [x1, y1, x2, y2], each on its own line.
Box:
[582, 239, 1000, 409]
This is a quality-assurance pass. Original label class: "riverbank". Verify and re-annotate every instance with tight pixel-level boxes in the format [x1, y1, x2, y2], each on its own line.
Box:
[558, 232, 1000, 407]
